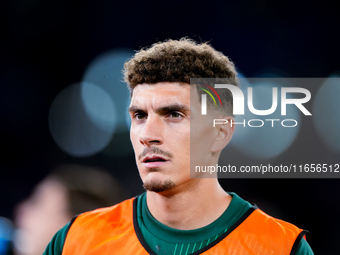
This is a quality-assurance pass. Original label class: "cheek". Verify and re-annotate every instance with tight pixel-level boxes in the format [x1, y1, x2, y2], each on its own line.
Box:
[130, 128, 139, 148]
[190, 131, 214, 163]
[173, 131, 191, 165]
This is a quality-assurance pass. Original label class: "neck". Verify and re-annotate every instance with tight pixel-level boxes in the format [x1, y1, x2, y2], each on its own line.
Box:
[146, 178, 231, 230]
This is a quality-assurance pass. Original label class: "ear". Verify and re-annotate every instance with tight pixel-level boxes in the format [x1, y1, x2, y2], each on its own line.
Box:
[211, 116, 235, 153]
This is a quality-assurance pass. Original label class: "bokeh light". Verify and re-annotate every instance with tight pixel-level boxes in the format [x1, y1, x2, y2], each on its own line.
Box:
[313, 76, 340, 153]
[0, 217, 13, 255]
[82, 48, 134, 133]
[49, 82, 116, 157]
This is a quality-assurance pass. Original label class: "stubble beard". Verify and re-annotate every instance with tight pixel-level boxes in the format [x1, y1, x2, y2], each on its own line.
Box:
[143, 170, 176, 193]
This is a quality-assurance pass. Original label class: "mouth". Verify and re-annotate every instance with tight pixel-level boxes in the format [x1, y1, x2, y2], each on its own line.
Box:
[142, 155, 169, 168]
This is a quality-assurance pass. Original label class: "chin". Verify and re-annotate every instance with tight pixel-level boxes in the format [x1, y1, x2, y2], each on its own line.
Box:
[143, 178, 176, 193]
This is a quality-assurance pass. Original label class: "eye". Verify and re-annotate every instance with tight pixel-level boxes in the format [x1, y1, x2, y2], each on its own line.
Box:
[168, 112, 182, 118]
[133, 112, 147, 120]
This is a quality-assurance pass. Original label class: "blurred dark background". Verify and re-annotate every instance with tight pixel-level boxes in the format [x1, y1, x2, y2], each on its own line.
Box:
[1, 0, 339, 254]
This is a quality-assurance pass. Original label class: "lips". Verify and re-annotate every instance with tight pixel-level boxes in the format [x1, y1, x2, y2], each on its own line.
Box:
[142, 155, 169, 168]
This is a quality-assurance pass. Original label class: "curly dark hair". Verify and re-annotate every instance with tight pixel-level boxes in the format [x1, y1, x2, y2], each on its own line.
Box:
[123, 38, 239, 116]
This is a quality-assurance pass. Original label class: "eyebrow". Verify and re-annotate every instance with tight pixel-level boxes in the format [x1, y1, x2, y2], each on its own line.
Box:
[128, 105, 142, 113]
[129, 104, 190, 114]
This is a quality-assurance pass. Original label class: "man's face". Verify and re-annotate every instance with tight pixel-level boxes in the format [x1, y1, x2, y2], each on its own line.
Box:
[129, 82, 216, 194]
[14, 179, 71, 255]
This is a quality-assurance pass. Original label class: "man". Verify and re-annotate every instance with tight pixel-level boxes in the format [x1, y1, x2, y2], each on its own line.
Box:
[44, 38, 313, 254]
[12, 164, 126, 255]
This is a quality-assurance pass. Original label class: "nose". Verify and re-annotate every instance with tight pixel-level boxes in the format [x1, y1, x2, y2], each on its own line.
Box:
[139, 115, 163, 146]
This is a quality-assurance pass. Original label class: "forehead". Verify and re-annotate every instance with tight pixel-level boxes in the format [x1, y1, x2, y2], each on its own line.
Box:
[130, 82, 194, 106]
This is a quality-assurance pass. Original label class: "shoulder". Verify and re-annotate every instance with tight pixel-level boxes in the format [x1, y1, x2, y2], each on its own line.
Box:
[252, 209, 304, 234]
[43, 197, 137, 255]
[70, 197, 136, 228]
[229, 193, 313, 254]
[247, 209, 312, 254]
[221, 207, 309, 255]
[296, 238, 314, 255]
[62, 197, 141, 254]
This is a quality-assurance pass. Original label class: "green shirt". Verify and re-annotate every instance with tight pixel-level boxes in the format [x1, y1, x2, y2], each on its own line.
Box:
[137, 192, 252, 254]
[43, 192, 314, 255]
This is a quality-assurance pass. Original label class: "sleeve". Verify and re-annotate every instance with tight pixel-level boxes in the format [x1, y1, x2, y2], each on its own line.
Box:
[42, 222, 70, 255]
[294, 238, 314, 255]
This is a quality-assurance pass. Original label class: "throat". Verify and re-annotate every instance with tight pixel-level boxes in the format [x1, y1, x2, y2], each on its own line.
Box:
[146, 186, 231, 230]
